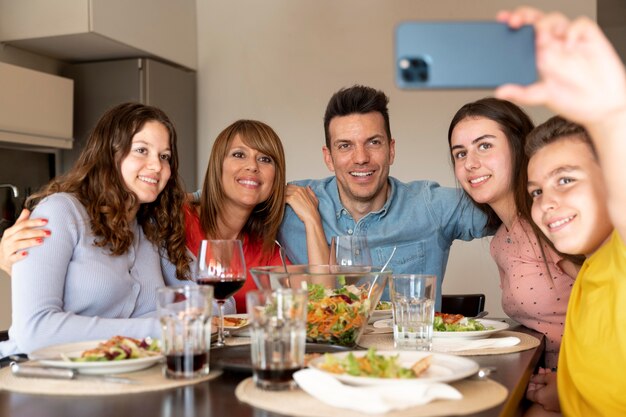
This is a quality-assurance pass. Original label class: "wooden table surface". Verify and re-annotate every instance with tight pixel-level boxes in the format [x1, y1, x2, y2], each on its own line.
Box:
[0, 324, 544, 417]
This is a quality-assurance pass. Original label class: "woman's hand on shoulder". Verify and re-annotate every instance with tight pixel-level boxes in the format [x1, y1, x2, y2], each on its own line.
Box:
[1, 209, 50, 275]
[285, 184, 321, 225]
[286, 185, 329, 264]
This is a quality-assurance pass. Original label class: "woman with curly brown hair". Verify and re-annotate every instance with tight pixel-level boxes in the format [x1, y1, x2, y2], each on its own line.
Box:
[0, 102, 192, 355]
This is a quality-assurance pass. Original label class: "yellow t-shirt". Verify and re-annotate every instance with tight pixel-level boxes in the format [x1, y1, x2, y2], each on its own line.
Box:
[558, 230, 626, 416]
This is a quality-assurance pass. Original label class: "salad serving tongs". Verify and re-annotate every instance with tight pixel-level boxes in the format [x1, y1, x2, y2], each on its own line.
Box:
[274, 240, 288, 273]
[10, 362, 137, 384]
[367, 246, 397, 301]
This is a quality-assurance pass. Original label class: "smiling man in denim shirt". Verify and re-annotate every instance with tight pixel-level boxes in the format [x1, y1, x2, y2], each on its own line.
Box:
[278, 85, 490, 309]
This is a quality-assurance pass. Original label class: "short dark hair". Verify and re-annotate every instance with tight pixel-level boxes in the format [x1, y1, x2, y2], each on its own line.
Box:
[524, 115, 590, 267]
[323, 85, 391, 148]
[525, 115, 597, 160]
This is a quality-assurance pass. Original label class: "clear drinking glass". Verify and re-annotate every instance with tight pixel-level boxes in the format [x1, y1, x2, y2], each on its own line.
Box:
[195, 239, 246, 347]
[389, 274, 437, 351]
[157, 285, 213, 379]
[329, 235, 372, 267]
[246, 288, 307, 390]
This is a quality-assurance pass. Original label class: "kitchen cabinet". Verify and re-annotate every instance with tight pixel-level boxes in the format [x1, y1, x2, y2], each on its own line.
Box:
[0, 61, 73, 149]
[0, 0, 197, 70]
[62, 58, 197, 190]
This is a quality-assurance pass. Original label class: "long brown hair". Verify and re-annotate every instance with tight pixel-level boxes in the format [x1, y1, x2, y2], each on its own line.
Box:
[26, 102, 190, 279]
[448, 98, 583, 272]
[448, 97, 535, 230]
[200, 120, 286, 258]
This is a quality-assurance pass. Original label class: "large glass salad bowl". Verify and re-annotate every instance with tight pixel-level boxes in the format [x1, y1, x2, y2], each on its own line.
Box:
[249, 265, 390, 347]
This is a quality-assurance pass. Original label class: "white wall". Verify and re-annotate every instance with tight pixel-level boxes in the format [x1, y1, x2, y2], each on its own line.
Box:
[196, 0, 596, 317]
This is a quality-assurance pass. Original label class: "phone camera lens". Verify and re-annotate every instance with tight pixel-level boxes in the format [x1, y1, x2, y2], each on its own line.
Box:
[399, 57, 429, 83]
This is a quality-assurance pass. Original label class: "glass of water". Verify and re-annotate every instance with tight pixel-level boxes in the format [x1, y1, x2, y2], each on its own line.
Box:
[389, 274, 437, 351]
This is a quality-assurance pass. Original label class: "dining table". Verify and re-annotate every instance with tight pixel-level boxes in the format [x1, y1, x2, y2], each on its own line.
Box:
[0, 320, 544, 417]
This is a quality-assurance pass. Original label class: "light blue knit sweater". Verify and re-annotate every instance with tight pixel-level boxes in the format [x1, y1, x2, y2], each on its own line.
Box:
[0, 193, 233, 356]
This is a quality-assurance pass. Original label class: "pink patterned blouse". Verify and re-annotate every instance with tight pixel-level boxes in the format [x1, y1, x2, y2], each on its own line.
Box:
[490, 217, 576, 368]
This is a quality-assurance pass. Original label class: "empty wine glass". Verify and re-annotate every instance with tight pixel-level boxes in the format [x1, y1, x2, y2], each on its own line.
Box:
[195, 239, 246, 347]
[329, 235, 372, 267]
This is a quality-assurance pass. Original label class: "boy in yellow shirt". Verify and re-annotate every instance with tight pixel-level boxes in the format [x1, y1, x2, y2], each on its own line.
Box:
[497, 7, 626, 417]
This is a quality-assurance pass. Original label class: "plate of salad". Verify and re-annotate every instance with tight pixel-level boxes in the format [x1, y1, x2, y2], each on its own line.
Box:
[433, 315, 509, 339]
[369, 301, 393, 323]
[309, 348, 479, 386]
[30, 336, 163, 374]
[306, 283, 372, 347]
[373, 315, 509, 339]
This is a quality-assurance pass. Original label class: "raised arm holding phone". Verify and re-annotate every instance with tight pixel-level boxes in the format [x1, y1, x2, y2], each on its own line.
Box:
[496, 7, 626, 417]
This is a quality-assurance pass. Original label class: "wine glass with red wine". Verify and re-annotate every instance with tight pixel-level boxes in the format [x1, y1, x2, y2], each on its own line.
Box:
[196, 239, 246, 347]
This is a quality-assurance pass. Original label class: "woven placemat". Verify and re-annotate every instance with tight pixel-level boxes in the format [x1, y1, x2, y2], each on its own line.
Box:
[236, 376, 507, 417]
[0, 364, 221, 396]
[358, 331, 540, 356]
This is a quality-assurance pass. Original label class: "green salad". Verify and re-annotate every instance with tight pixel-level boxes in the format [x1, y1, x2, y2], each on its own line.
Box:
[433, 316, 491, 332]
[375, 301, 392, 311]
[307, 283, 371, 346]
[72, 336, 160, 362]
[319, 348, 417, 378]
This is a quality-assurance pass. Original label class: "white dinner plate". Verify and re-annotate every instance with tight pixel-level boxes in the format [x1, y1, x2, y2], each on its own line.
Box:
[434, 319, 509, 339]
[30, 340, 163, 375]
[372, 318, 393, 329]
[309, 350, 478, 386]
[221, 313, 250, 330]
[373, 318, 509, 340]
[369, 309, 392, 323]
[368, 301, 393, 323]
[215, 313, 250, 337]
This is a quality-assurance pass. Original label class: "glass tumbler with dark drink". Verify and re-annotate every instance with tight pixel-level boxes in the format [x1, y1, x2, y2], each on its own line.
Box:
[157, 285, 213, 379]
[196, 239, 246, 347]
[246, 289, 307, 390]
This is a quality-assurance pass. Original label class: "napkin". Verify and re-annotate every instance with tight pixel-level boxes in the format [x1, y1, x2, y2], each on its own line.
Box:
[432, 337, 520, 353]
[293, 368, 462, 414]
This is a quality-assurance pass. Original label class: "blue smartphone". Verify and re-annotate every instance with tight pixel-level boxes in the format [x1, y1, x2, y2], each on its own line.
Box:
[395, 22, 537, 89]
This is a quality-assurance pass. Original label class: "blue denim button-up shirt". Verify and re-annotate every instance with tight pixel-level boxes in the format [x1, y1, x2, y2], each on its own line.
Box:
[278, 176, 490, 310]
